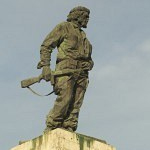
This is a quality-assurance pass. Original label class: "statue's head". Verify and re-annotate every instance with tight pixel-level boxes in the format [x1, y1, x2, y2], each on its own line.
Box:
[67, 6, 90, 28]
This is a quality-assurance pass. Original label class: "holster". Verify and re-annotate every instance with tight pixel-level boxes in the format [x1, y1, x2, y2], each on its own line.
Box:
[56, 59, 90, 70]
[56, 59, 78, 70]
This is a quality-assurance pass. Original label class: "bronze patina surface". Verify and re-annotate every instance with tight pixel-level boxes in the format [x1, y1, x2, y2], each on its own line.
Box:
[37, 6, 94, 132]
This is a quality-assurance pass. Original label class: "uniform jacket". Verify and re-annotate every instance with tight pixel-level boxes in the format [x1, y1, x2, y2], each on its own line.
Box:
[37, 21, 94, 71]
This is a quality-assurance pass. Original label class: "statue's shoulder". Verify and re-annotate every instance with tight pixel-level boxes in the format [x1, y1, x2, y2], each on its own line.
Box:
[56, 21, 70, 28]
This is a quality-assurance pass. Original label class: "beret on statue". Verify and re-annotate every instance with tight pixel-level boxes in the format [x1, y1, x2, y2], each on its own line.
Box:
[69, 6, 90, 14]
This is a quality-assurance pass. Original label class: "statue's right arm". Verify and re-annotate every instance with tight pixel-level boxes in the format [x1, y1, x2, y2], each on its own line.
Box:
[37, 23, 66, 81]
[37, 23, 65, 69]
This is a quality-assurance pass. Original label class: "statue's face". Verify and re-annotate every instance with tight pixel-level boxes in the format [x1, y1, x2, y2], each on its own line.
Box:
[80, 12, 89, 28]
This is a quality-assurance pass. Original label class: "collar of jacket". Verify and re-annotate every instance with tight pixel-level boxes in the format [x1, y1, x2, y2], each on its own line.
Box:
[70, 21, 81, 29]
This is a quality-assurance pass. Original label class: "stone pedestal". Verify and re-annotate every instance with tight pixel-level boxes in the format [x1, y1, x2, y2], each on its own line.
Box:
[11, 128, 116, 150]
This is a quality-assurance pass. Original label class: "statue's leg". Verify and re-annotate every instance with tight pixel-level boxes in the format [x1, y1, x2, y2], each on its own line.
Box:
[62, 77, 89, 131]
[45, 75, 75, 132]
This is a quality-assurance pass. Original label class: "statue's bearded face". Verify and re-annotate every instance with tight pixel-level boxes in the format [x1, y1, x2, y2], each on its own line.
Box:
[67, 8, 90, 28]
[80, 12, 89, 28]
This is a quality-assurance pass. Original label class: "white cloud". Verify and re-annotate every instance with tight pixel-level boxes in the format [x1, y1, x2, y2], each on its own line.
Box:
[137, 39, 150, 53]
[92, 54, 142, 81]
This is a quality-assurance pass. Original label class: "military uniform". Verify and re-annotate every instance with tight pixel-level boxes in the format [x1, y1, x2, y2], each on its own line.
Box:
[38, 21, 94, 131]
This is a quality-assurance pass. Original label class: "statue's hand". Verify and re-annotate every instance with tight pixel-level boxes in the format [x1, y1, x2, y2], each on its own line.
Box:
[42, 66, 51, 81]
[81, 61, 93, 71]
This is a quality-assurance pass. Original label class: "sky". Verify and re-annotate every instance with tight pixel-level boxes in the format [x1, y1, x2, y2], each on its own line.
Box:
[0, 0, 150, 150]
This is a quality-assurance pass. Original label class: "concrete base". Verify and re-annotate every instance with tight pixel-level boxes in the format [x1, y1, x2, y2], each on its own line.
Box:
[11, 128, 116, 150]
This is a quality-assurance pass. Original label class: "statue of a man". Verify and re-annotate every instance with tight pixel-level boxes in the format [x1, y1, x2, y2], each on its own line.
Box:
[37, 6, 94, 132]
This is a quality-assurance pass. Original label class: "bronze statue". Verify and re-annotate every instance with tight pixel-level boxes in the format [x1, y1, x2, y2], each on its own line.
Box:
[22, 6, 94, 132]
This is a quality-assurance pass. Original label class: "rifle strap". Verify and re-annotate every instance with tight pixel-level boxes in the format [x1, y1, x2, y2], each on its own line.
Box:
[26, 72, 80, 97]
[26, 76, 72, 97]
[27, 86, 54, 97]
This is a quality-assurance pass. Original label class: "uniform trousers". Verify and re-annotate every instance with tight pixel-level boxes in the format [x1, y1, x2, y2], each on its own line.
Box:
[45, 73, 89, 131]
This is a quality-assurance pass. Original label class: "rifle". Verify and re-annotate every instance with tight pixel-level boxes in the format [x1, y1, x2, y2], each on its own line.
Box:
[21, 69, 83, 88]
[21, 74, 43, 88]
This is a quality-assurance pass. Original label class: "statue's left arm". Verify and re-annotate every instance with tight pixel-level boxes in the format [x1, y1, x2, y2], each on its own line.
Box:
[81, 42, 94, 71]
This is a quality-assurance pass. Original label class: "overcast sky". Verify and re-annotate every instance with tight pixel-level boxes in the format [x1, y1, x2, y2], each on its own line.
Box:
[0, 0, 150, 150]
